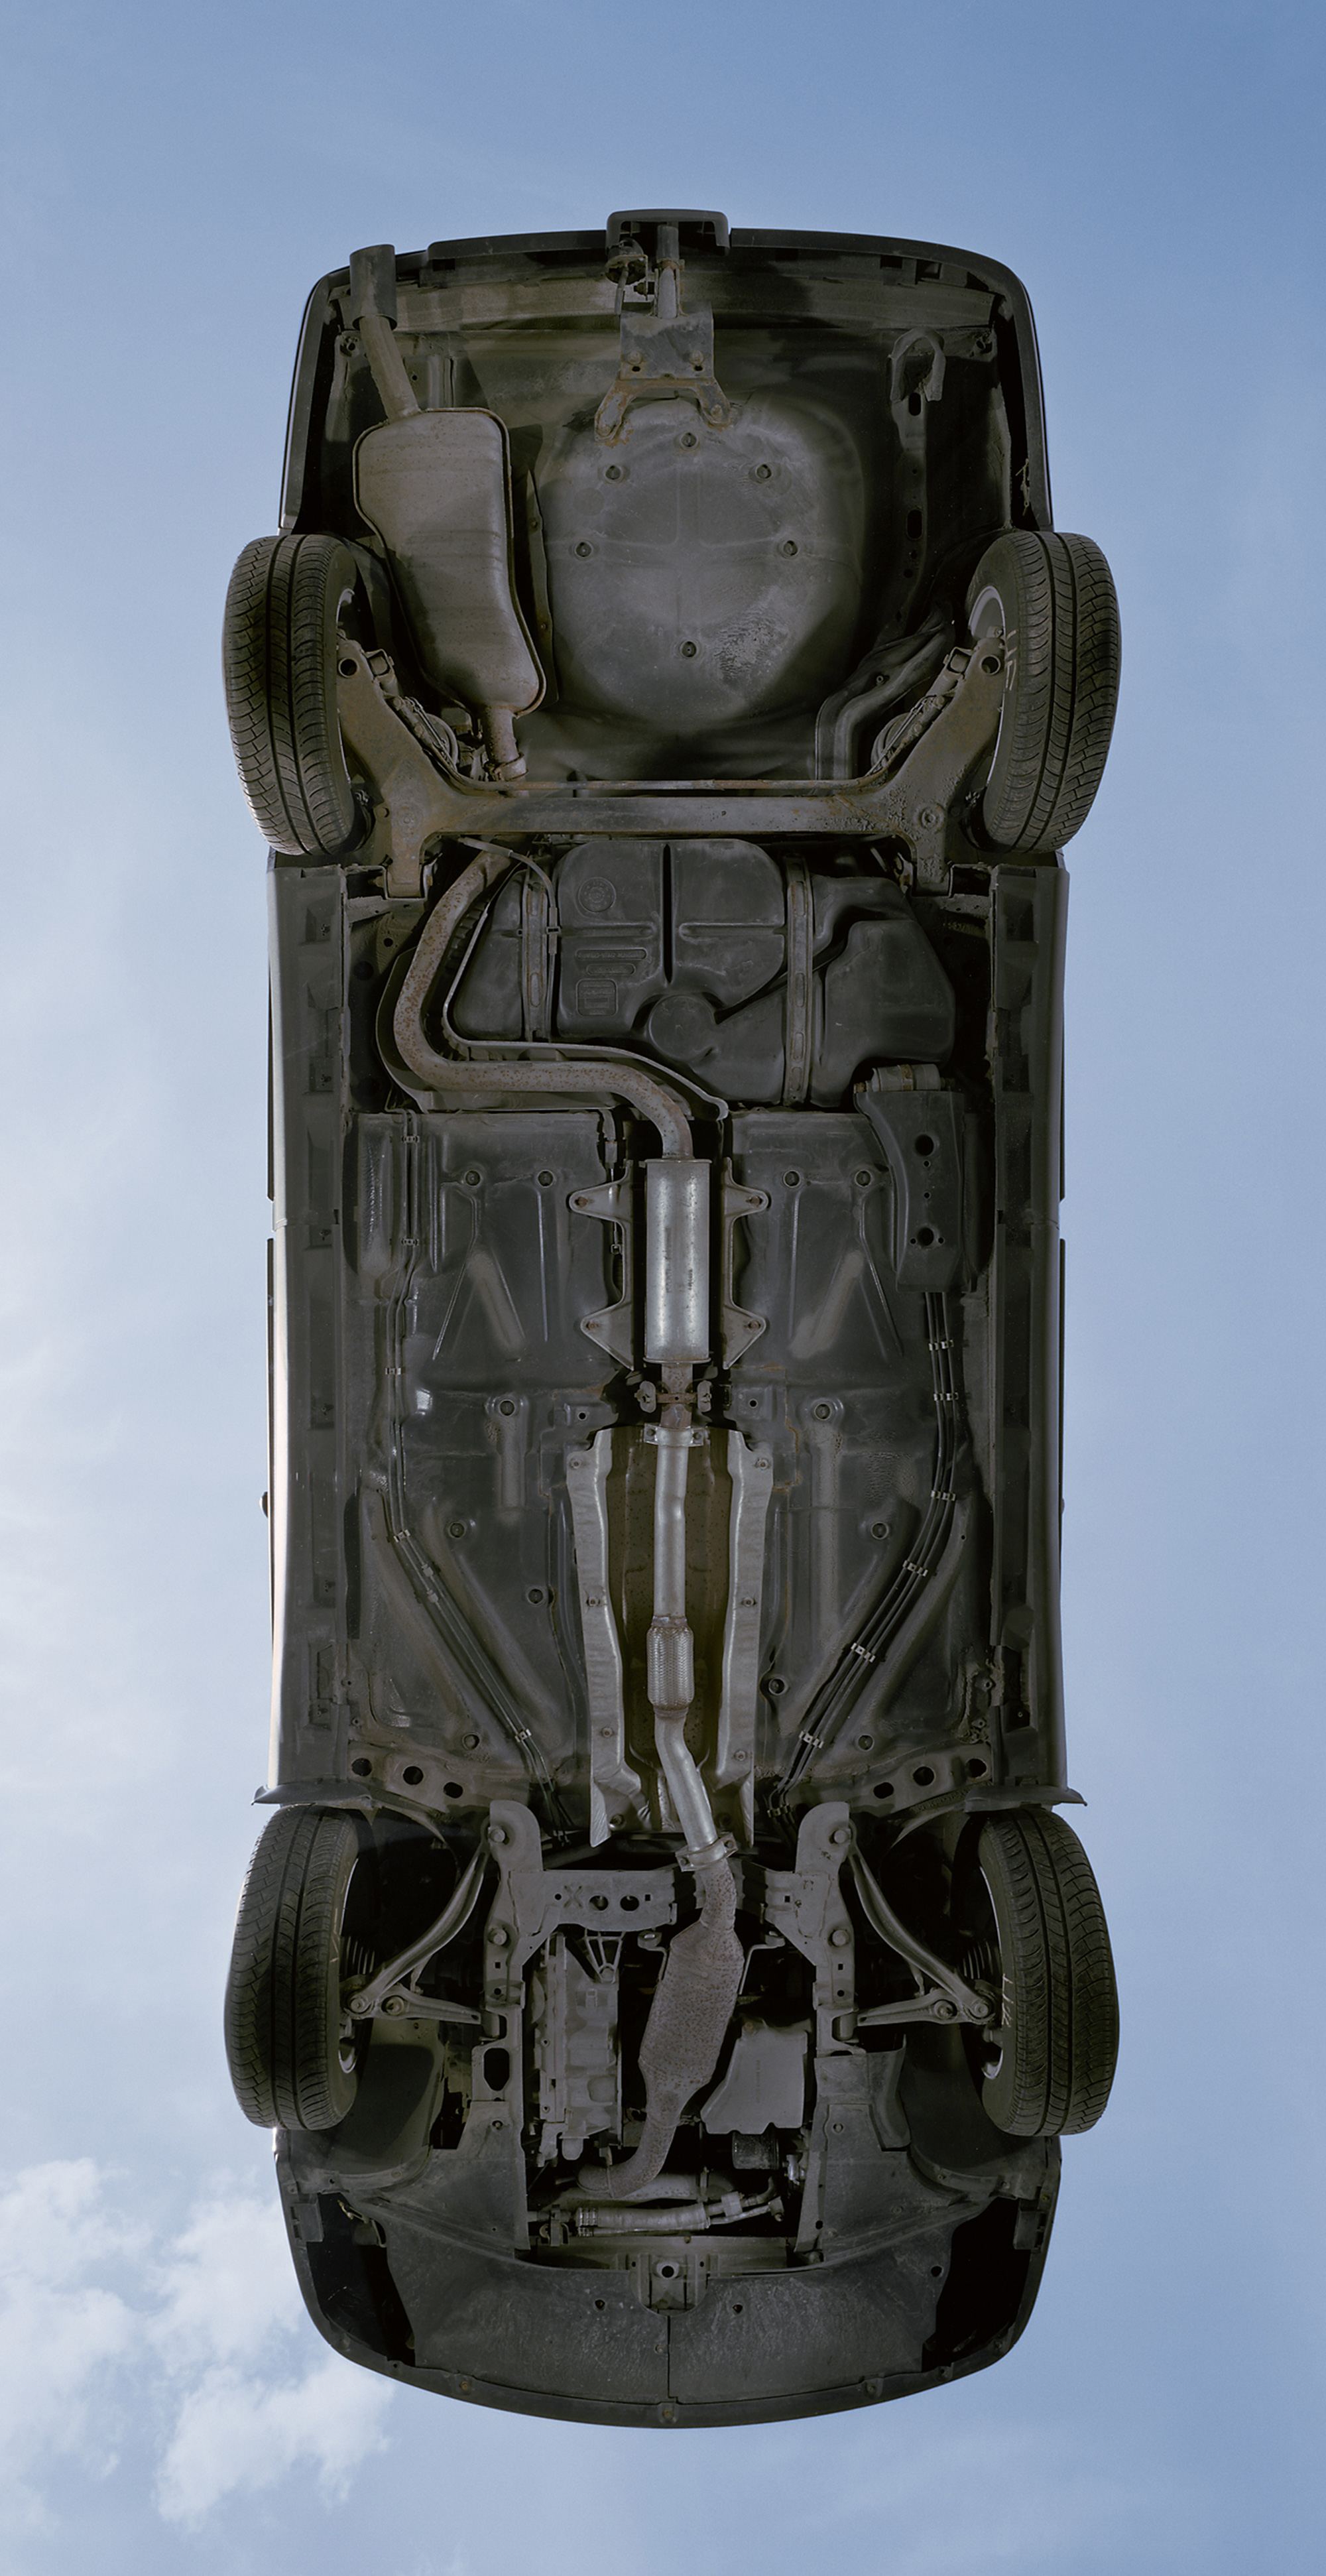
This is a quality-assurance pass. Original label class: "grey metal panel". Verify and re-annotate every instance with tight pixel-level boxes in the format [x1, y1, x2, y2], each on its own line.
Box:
[713, 1431, 774, 1839]
[565, 1432, 639, 1843]
[388, 2234, 673, 2400]
[267, 862, 347, 1785]
[666, 2227, 951, 2403]
[987, 863, 1069, 1792]
[354, 408, 544, 717]
[538, 390, 866, 730]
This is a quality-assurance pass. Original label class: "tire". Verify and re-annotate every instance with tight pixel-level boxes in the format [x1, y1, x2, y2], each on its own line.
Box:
[965, 531, 1120, 855]
[959, 1809, 1118, 2137]
[223, 1807, 370, 2131]
[222, 534, 367, 857]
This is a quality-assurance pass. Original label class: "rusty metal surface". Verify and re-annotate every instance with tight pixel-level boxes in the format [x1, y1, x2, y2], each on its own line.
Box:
[594, 220, 732, 444]
[337, 635, 1006, 887]
[388, 836, 698, 1153]
[594, 304, 732, 443]
[236, 214, 1116, 2431]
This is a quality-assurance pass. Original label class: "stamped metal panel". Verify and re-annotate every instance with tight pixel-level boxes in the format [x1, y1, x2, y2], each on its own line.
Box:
[725, 1111, 959, 1737]
[268, 862, 349, 1785]
[981, 863, 1069, 1796]
[537, 390, 867, 730]
[565, 1432, 640, 1843]
[713, 1431, 774, 1839]
[385, 2235, 672, 2402]
[666, 2226, 952, 2406]
[342, 1107, 624, 1775]
[354, 408, 543, 717]
[285, 229, 1049, 558]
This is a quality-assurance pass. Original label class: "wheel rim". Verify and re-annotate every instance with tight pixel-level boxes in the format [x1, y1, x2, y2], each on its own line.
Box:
[335, 1931, 377, 2079]
[965, 579, 1010, 798]
[965, 581, 1007, 641]
[959, 1871, 1012, 2099]
[288, 1818, 373, 2131]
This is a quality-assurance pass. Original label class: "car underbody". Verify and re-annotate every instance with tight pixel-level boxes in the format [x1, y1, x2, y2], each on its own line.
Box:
[224, 210, 1120, 2425]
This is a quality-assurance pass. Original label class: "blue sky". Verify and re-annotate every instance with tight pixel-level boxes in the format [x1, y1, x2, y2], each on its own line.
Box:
[1, 0, 1323, 2566]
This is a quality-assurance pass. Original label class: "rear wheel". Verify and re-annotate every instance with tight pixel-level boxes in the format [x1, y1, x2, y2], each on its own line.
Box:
[223, 533, 369, 857]
[958, 1809, 1118, 2136]
[965, 530, 1120, 855]
[223, 1807, 372, 2131]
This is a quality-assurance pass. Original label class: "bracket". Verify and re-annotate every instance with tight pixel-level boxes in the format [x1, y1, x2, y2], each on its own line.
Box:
[569, 1179, 635, 1366]
[711, 1432, 775, 1843]
[345, 1843, 489, 2020]
[335, 639, 480, 895]
[719, 1163, 769, 1364]
[855, 1075, 965, 1290]
[849, 1843, 994, 2025]
[594, 304, 732, 443]
[760, 1802, 858, 2051]
[564, 1436, 642, 1843]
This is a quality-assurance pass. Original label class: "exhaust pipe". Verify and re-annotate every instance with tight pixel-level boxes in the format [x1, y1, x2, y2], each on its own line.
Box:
[583, 1230, 745, 2196]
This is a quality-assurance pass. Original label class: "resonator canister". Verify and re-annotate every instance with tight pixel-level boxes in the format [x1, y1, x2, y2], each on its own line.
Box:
[644, 1158, 710, 1365]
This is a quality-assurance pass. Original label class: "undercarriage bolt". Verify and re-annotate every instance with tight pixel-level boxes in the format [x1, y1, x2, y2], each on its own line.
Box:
[829, 1926, 851, 1948]
[934, 1999, 957, 2019]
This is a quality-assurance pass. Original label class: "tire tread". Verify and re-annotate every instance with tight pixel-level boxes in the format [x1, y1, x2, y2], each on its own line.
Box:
[223, 1808, 363, 2131]
[968, 531, 1120, 855]
[222, 535, 361, 857]
[975, 1809, 1118, 2137]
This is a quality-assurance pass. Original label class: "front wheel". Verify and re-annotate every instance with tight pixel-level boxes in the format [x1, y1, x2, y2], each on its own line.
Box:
[957, 1808, 1119, 2136]
[223, 1807, 373, 2131]
[965, 530, 1120, 855]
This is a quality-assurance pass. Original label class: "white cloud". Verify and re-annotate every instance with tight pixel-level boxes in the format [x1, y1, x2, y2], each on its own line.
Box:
[155, 2351, 391, 2528]
[0, 2160, 142, 2523]
[146, 2185, 304, 2370]
[0, 2158, 394, 2542]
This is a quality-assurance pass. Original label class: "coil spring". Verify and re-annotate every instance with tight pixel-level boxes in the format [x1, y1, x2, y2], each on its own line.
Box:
[961, 1939, 1000, 1989]
[339, 1935, 377, 1998]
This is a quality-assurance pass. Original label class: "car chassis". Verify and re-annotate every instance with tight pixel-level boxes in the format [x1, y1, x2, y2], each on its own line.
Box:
[223, 210, 1120, 2426]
